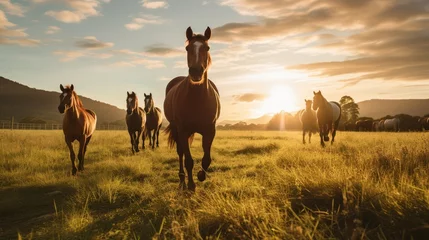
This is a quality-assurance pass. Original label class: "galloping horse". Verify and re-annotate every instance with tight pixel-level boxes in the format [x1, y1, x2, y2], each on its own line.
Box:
[144, 93, 163, 149]
[312, 91, 341, 147]
[58, 84, 97, 175]
[164, 26, 221, 191]
[126, 91, 146, 154]
[299, 99, 318, 144]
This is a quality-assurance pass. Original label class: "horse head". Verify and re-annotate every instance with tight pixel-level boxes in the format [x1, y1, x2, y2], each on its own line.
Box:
[126, 91, 138, 115]
[185, 26, 211, 84]
[312, 90, 323, 111]
[58, 84, 75, 113]
[144, 93, 153, 113]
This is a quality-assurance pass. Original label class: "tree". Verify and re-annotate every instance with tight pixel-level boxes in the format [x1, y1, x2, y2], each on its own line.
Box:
[339, 96, 360, 124]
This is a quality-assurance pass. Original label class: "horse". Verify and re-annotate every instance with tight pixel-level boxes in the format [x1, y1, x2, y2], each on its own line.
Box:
[164, 26, 221, 191]
[125, 91, 146, 154]
[312, 91, 341, 147]
[143, 93, 163, 149]
[355, 119, 373, 131]
[420, 116, 429, 131]
[299, 99, 318, 144]
[383, 118, 400, 132]
[58, 84, 97, 175]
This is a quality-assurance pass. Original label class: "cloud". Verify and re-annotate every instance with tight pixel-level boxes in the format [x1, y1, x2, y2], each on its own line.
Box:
[233, 93, 267, 102]
[0, 10, 40, 46]
[44, 0, 108, 23]
[141, 0, 168, 9]
[216, 0, 429, 85]
[53, 50, 113, 62]
[75, 36, 114, 49]
[144, 45, 183, 57]
[45, 26, 61, 34]
[125, 15, 164, 30]
[111, 58, 166, 69]
[0, 0, 26, 17]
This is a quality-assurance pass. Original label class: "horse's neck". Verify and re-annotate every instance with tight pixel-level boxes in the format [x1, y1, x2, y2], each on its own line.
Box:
[319, 98, 329, 110]
[305, 106, 312, 111]
[66, 101, 81, 120]
[186, 72, 209, 92]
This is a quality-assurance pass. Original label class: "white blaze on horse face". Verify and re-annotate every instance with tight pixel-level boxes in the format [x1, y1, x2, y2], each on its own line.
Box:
[193, 41, 203, 63]
[128, 98, 132, 103]
[145, 98, 150, 106]
[61, 93, 68, 100]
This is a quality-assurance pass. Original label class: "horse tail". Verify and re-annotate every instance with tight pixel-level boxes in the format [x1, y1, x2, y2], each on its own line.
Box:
[164, 124, 194, 149]
[164, 124, 177, 149]
[332, 102, 342, 130]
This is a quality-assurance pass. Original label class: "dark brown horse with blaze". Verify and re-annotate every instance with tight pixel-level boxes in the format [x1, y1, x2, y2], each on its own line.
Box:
[312, 91, 341, 147]
[58, 84, 97, 175]
[144, 93, 163, 149]
[126, 91, 146, 154]
[164, 26, 220, 191]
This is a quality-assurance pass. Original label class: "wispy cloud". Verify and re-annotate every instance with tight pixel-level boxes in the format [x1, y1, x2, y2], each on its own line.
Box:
[125, 15, 164, 31]
[0, 10, 40, 46]
[233, 93, 267, 103]
[75, 36, 114, 49]
[43, 0, 109, 23]
[53, 50, 113, 62]
[111, 58, 166, 69]
[144, 45, 183, 57]
[141, 0, 168, 9]
[45, 26, 61, 34]
[0, 0, 26, 17]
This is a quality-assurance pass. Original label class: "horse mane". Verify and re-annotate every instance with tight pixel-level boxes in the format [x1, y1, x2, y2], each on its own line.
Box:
[72, 91, 83, 108]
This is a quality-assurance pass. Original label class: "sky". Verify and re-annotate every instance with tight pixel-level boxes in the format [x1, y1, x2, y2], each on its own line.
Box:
[1, 0, 429, 121]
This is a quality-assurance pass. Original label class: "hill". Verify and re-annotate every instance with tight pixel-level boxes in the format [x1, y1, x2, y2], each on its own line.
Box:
[357, 99, 429, 119]
[0, 76, 126, 124]
[217, 113, 274, 126]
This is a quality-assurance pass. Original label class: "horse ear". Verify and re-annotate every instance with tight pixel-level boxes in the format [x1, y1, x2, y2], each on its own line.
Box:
[70, 84, 74, 91]
[204, 26, 211, 40]
[150, 93, 152, 97]
[127, 91, 130, 96]
[144, 93, 147, 97]
[186, 26, 193, 41]
[313, 91, 316, 95]
[60, 84, 64, 92]
[132, 91, 135, 95]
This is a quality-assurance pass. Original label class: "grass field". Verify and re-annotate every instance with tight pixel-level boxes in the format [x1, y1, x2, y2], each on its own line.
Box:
[1, 130, 429, 239]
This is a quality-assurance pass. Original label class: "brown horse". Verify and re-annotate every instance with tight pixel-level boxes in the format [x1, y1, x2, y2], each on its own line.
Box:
[299, 99, 318, 144]
[126, 91, 146, 154]
[143, 93, 163, 149]
[312, 91, 341, 147]
[58, 84, 97, 175]
[164, 26, 221, 191]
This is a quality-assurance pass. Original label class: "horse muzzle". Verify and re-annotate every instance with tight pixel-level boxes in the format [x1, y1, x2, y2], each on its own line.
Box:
[127, 109, 132, 115]
[58, 106, 65, 113]
[189, 67, 204, 83]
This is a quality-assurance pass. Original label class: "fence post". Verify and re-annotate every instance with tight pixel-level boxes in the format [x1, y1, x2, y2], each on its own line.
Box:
[11, 116, 14, 130]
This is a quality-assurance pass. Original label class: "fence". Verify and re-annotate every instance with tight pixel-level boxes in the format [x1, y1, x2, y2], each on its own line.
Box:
[0, 121, 127, 131]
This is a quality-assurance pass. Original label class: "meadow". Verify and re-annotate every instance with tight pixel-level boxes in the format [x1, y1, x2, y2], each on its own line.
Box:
[1, 129, 429, 239]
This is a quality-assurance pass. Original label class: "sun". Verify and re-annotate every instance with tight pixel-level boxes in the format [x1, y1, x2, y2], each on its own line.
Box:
[261, 85, 299, 115]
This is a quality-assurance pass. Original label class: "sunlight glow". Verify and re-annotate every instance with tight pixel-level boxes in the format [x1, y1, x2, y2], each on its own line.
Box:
[260, 85, 299, 116]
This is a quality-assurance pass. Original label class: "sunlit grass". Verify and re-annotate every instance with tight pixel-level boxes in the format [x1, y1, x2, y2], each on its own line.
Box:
[1, 130, 429, 239]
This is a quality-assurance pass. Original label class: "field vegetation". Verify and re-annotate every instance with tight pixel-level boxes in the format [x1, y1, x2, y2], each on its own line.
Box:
[1, 130, 429, 239]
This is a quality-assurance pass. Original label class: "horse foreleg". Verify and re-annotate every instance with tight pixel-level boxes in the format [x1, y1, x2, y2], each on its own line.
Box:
[156, 126, 160, 147]
[177, 142, 186, 190]
[319, 127, 325, 147]
[152, 128, 156, 149]
[302, 130, 306, 144]
[136, 129, 142, 152]
[331, 125, 337, 145]
[65, 138, 77, 175]
[129, 131, 135, 154]
[198, 126, 215, 182]
[77, 137, 86, 172]
[179, 130, 195, 191]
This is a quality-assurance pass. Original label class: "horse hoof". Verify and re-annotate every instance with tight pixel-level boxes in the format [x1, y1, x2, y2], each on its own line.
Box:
[72, 168, 77, 176]
[324, 136, 329, 141]
[188, 182, 196, 192]
[197, 171, 206, 182]
[179, 182, 187, 191]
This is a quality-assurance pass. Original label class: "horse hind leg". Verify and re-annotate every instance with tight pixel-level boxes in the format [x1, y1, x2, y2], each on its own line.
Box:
[65, 138, 77, 175]
[302, 130, 306, 144]
[198, 126, 215, 182]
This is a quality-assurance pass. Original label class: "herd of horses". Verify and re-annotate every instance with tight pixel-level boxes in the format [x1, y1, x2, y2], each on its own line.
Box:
[59, 26, 407, 191]
[349, 115, 429, 132]
[57, 26, 220, 191]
